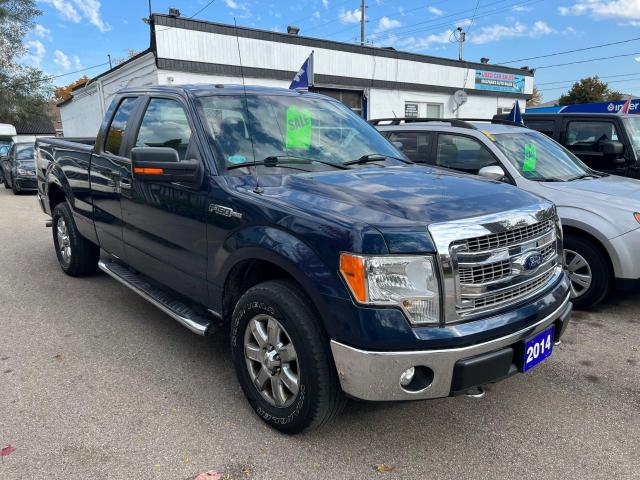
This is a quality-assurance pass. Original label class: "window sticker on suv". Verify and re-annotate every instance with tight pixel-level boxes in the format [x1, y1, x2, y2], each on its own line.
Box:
[523, 143, 537, 172]
[286, 106, 313, 149]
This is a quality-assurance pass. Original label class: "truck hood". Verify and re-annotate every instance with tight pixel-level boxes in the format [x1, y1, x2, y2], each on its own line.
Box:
[232, 165, 547, 228]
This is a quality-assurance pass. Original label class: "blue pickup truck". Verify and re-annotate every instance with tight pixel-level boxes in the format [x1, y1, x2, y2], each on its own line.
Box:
[36, 85, 572, 433]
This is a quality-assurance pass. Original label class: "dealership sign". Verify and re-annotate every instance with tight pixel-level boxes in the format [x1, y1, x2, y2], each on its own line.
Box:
[475, 70, 526, 94]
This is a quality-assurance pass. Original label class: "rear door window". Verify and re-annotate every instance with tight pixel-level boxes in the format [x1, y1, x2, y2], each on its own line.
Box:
[384, 131, 433, 163]
[435, 134, 498, 174]
[135, 98, 194, 160]
[104, 97, 138, 156]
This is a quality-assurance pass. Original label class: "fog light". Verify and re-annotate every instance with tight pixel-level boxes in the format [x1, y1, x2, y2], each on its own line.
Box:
[399, 367, 415, 387]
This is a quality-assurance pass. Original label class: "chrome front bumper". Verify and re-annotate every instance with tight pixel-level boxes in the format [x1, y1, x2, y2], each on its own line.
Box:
[330, 292, 572, 401]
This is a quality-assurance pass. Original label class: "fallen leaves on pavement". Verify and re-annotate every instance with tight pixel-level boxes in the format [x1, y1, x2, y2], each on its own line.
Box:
[375, 463, 395, 473]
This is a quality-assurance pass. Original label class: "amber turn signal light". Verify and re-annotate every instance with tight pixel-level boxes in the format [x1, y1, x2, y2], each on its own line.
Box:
[339, 253, 367, 302]
[634, 212, 640, 224]
[134, 167, 164, 175]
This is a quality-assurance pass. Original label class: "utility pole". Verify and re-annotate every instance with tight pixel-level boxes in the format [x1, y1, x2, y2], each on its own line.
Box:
[107, 54, 112, 69]
[360, 0, 366, 46]
[456, 27, 466, 61]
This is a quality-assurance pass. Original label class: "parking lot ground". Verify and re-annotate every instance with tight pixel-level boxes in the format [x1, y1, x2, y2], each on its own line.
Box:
[0, 187, 638, 480]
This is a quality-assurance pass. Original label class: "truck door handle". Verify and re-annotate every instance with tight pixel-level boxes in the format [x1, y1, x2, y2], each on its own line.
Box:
[119, 178, 132, 189]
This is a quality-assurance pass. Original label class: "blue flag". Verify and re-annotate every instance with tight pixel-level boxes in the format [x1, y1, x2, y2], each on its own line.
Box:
[289, 52, 314, 91]
[507, 101, 524, 125]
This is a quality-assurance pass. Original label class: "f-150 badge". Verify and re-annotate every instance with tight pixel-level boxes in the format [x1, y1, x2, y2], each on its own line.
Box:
[209, 204, 243, 219]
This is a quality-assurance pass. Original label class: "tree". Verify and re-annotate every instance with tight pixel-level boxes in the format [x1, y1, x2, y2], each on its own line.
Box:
[0, 0, 53, 126]
[54, 76, 89, 103]
[527, 86, 542, 107]
[558, 76, 624, 106]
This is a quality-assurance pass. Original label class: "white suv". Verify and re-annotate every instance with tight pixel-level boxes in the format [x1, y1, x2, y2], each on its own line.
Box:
[374, 117, 640, 309]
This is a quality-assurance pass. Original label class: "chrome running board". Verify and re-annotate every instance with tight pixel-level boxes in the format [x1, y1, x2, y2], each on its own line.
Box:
[98, 259, 213, 335]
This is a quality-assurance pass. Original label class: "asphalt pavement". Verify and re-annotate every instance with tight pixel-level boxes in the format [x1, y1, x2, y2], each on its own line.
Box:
[0, 187, 638, 479]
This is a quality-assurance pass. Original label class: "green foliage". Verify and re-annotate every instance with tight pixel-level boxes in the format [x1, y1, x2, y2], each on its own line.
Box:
[558, 76, 624, 106]
[0, 0, 53, 126]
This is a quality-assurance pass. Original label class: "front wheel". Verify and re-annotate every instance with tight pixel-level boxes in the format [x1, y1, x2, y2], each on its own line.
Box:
[11, 178, 20, 195]
[52, 202, 100, 276]
[230, 279, 345, 434]
[563, 234, 611, 309]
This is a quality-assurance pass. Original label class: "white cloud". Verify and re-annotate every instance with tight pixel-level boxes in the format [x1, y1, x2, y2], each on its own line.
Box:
[72, 0, 110, 32]
[73, 55, 82, 69]
[558, 0, 640, 20]
[54, 49, 71, 71]
[225, 0, 251, 18]
[24, 40, 46, 66]
[377, 16, 401, 31]
[470, 21, 555, 44]
[313, 10, 321, 18]
[41, 0, 81, 22]
[41, 0, 109, 32]
[428, 6, 444, 15]
[513, 5, 534, 11]
[395, 29, 453, 51]
[32, 24, 52, 41]
[322, 0, 329, 8]
[455, 18, 473, 28]
[339, 8, 362, 23]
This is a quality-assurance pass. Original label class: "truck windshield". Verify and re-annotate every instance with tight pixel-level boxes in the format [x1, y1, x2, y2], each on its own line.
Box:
[622, 116, 640, 158]
[196, 94, 402, 172]
[491, 130, 593, 182]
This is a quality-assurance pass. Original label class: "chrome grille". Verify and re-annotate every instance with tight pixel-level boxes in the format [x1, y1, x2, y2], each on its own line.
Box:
[461, 219, 554, 252]
[428, 204, 564, 324]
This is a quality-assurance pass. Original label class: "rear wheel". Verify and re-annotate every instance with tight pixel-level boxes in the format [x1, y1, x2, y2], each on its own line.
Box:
[3, 173, 9, 189]
[230, 279, 345, 434]
[52, 201, 100, 276]
[563, 234, 611, 309]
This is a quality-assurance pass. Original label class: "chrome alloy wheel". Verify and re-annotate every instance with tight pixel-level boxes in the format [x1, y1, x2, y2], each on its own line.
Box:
[57, 218, 72, 264]
[244, 314, 300, 408]
[564, 248, 592, 298]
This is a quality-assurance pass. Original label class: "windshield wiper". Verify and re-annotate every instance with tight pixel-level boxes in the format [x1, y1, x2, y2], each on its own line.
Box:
[567, 173, 598, 181]
[227, 155, 349, 171]
[343, 153, 414, 166]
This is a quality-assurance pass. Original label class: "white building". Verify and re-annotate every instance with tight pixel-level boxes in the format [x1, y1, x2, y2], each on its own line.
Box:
[59, 13, 534, 137]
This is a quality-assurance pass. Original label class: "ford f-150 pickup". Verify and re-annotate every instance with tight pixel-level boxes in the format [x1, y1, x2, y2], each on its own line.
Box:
[36, 85, 572, 433]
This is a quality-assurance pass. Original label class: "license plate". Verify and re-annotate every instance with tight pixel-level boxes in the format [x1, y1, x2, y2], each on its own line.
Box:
[523, 325, 555, 372]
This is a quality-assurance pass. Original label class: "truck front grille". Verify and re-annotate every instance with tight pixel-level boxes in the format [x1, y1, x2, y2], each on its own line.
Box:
[427, 204, 564, 324]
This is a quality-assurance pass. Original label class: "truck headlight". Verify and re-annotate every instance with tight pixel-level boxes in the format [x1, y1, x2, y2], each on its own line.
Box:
[17, 168, 28, 175]
[340, 254, 440, 325]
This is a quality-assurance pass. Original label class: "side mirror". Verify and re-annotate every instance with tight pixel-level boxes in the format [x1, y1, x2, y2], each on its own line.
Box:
[601, 140, 624, 156]
[479, 165, 506, 181]
[131, 147, 200, 184]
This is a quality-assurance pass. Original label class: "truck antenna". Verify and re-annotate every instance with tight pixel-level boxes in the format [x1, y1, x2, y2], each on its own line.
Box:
[234, 18, 262, 194]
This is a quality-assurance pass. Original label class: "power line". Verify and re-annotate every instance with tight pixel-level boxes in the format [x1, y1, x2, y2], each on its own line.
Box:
[371, 0, 544, 45]
[537, 72, 640, 86]
[11, 61, 111, 88]
[497, 35, 640, 64]
[190, 0, 218, 19]
[538, 77, 640, 91]
[535, 51, 640, 69]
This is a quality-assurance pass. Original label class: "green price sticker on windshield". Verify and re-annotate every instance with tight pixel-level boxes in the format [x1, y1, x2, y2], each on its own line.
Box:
[286, 106, 313, 150]
[523, 143, 537, 172]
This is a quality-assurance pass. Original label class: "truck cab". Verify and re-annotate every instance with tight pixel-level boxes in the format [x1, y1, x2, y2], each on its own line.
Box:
[36, 85, 572, 433]
[496, 113, 640, 178]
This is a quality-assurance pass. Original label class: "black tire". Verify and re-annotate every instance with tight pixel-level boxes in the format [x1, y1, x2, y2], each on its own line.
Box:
[52, 201, 100, 276]
[230, 279, 345, 434]
[11, 178, 20, 195]
[3, 174, 9, 189]
[563, 234, 611, 309]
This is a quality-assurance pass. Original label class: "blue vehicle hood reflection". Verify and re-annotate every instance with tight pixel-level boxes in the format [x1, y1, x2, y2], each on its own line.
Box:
[226, 165, 544, 228]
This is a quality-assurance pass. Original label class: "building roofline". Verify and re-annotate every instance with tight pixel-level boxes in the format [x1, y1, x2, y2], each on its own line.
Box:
[152, 13, 534, 77]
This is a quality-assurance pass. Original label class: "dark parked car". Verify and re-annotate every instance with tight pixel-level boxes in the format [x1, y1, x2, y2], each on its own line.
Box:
[36, 85, 571, 433]
[495, 112, 640, 179]
[2, 142, 37, 194]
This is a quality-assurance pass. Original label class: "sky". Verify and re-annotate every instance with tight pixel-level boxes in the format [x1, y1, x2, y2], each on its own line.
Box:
[20, 0, 640, 102]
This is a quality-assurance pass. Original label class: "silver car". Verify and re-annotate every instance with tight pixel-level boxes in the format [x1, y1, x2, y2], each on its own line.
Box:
[375, 118, 640, 309]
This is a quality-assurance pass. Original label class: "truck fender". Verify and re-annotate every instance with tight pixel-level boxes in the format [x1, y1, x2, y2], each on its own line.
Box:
[212, 225, 349, 333]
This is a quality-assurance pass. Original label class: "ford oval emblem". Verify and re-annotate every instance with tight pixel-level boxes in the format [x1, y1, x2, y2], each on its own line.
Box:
[522, 251, 544, 272]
